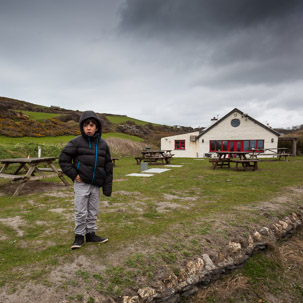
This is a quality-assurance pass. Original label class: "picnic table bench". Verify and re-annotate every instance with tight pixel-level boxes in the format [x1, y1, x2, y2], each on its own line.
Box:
[112, 158, 119, 167]
[209, 158, 232, 169]
[0, 157, 69, 196]
[232, 159, 259, 171]
[250, 148, 290, 161]
[135, 150, 173, 165]
[210, 151, 260, 171]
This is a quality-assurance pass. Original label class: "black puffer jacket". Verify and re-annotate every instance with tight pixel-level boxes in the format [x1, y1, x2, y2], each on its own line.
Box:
[59, 111, 113, 196]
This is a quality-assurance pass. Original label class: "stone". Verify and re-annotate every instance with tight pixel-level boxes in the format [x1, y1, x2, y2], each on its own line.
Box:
[122, 296, 139, 303]
[279, 220, 289, 230]
[202, 254, 216, 271]
[259, 227, 269, 236]
[253, 231, 262, 242]
[162, 273, 178, 289]
[186, 258, 204, 275]
[178, 268, 188, 282]
[217, 257, 234, 269]
[228, 242, 242, 253]
[158, 294, 180, 303]
[291, 213, 298, 221]
[151, 280, 165, 293]
[284, 217, 293, 225]
[181, 286, 199, 298]
[138, 287, 156, 300]
[160, 273, 178, 297]
[273, 223, 283, 234]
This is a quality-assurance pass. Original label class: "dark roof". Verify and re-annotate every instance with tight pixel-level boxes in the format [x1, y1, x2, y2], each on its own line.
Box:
[197, 108, 280, 139]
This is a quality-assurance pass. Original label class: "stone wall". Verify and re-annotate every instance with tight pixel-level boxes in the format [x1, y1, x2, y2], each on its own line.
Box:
[123, 211, 302, 303]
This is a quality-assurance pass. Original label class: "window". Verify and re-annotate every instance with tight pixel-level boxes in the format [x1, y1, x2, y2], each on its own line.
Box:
[210, 140, 215, 152]
[209, 139, 264, 153]
[231, 119, 240, 127]
[257, 140, 264, 151]
[175, 140, 185, 150]
[222, 141, 228, 151]
[244, 140, 249, 151]
[250, 140, 257, 150]
[216, 140, 222, 151]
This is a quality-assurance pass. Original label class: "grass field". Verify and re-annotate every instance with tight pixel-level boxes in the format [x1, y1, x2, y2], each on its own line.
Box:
[0, 133, 144, 159]
[15, 110, 61, 122]
[0, 133, 143, 145]
[0, 155, 302, 302]
[105, 115, 156, 126]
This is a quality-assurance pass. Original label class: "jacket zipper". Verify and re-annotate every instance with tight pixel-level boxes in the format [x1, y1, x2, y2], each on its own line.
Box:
[91, 136, 99, 184]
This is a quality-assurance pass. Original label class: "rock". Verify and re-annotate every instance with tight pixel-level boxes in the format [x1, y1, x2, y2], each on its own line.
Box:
[273, 223, 283, 235]
[259, 227, 270, 236]
[253, 231, 262, 242]
[202, 254, 216, 271]
[181, 286, 199, 298]
[186, 258, 204, 275]
[122, 296, 139, 303]
[158, 294, 180, 303]
[161, 273, 178, 297]
[279, 220, 289, 230]
[228, 242, 242, 253]
[162, 273, 178, 289]
[138, 287, 156, 300]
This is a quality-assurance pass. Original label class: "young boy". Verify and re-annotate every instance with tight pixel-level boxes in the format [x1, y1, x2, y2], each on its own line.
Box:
[59, 111, 113, 250]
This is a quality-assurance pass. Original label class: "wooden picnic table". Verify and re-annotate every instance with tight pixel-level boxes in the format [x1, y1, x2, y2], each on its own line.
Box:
[210, 151, 259, 171]
[112, 158, 119, 167]
[250, 148, 290, 161]
[135, 150, 173, 165]
[0, 157, 69, 196]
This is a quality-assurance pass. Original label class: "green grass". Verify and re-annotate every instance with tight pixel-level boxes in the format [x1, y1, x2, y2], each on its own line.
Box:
[0, 155, 303, 299]
[0, 133, 142, 146]
[0, 135, 75, 145]
[242, 252, 282, 284]
[15, 110, 61, 121]
[0, 133, 143, 159]
[102, 132, 144, 142]
[105, 115, 156, 126]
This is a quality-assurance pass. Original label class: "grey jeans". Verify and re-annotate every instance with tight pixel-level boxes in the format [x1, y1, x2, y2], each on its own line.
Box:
[74, 181, 100, 236]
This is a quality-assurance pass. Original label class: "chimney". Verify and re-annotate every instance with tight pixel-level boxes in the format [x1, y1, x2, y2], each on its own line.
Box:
[211, 116, 218, 125]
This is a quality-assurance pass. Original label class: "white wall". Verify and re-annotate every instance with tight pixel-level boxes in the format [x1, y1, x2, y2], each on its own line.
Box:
[161, 111, 279, 158]
[161, 131, 199, 157]
[198, 112, 279, 156]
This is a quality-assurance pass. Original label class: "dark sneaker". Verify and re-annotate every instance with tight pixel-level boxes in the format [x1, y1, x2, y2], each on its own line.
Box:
[71, 234, 84, 250]
[86, 232, 108, 244]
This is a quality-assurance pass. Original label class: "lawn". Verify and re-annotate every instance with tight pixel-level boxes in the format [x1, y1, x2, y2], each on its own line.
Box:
[0, 156, 302, 302]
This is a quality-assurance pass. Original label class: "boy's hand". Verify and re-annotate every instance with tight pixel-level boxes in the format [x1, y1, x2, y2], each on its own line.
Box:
[75, 175, 83, 183]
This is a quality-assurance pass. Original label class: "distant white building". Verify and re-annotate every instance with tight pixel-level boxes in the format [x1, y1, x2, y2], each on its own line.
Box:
[161, 108, 280, 158]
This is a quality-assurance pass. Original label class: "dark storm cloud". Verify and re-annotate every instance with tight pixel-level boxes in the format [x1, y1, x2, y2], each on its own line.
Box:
[0, 0, 302, 128]
[118, 0, 303, 88]
[119, 0, 302, 38]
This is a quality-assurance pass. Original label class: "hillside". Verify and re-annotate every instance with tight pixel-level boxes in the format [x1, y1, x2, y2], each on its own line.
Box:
[0, 96, 197, 147]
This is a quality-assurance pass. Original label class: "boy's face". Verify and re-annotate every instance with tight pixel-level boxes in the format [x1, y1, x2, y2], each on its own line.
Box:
[83, 121, 98, 136]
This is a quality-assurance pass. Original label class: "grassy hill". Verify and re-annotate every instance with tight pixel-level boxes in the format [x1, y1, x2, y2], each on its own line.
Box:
[0, 96, 196, 148]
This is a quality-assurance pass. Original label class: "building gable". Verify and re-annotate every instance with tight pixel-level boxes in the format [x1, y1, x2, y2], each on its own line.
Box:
[197, 108, 280, 139]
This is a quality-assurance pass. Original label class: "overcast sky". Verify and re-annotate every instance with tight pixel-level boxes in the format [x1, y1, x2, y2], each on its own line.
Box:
[0, 0, 302, 128]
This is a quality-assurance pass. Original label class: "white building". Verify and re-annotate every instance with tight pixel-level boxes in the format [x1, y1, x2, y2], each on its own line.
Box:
[161, 108, 280, 158]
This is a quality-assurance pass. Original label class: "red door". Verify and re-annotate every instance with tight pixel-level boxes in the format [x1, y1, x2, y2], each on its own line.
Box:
[228, 140, 242, 157]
